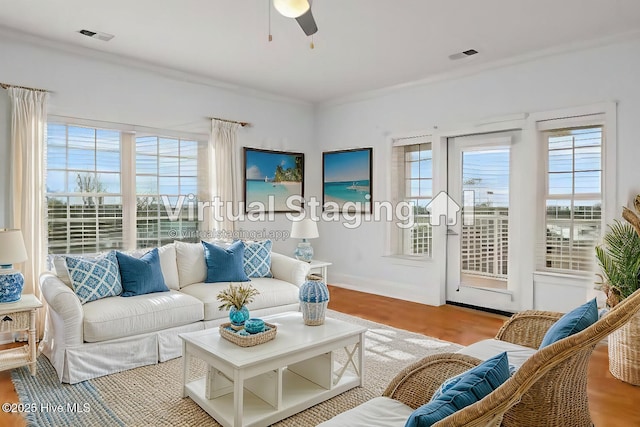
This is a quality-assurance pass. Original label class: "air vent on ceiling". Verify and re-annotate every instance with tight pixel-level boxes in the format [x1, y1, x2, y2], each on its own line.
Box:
[449, 49, 479, 61]
[78, 29, 114, 42]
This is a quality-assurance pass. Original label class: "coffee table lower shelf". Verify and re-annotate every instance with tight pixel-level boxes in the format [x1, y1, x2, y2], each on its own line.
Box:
[185, 367, 360, 427]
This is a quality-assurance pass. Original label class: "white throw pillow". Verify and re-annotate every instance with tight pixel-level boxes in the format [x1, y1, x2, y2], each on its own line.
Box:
[157, 244, 180, 290]
[53, 255, 73, 287]
[174, 240, 207, 288]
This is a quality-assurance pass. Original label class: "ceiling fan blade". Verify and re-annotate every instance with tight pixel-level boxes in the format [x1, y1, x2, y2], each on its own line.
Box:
[295, 8, 318, 36]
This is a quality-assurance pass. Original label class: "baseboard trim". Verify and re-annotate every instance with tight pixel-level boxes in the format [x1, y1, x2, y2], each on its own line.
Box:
[446, 301, 514, 317]
[330, 272, 442, 306]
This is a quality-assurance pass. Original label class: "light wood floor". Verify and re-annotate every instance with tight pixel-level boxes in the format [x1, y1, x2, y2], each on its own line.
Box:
[1, 286, 639, 426]
[328, 286, 640, 427]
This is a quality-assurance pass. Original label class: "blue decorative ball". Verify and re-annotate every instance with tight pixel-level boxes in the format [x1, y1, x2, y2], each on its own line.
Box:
[238, 330, 250, 336]
[244, 318, 265, 334]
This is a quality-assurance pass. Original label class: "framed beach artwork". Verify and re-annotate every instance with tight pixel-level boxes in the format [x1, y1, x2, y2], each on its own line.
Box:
[243, 148, 304, 213]
[322, 148, 373, 213]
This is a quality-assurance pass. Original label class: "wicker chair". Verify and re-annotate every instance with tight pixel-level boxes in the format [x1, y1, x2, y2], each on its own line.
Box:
[382, 287, 640, 427]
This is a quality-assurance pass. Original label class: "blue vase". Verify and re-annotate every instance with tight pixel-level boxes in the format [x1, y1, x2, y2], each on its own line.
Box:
[299, 275, 330, 303]
[229, 305, 250, 326]
[299, 275, 329, 325]
[294, 240, 314, 262]
[0, 271, 24, 303]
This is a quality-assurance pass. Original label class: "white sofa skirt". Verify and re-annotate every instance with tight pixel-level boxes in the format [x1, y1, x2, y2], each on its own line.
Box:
[41, 321, 204, 384]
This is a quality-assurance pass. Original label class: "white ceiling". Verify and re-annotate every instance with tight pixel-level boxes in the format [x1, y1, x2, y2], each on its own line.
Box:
[1, 0, 640, 103]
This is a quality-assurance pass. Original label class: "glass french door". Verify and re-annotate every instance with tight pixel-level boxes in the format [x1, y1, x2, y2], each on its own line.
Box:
[446, 131, 520, 311]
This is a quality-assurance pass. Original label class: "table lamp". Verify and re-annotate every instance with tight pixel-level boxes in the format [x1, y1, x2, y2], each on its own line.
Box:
[0, 229, 28, 303]
[291, 218, 319, 262]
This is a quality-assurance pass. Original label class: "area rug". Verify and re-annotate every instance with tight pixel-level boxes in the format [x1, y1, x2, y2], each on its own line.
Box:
[12, 311, 462, 426]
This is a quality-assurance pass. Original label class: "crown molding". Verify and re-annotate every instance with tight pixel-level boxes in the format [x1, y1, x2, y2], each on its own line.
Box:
[2, 23, 638, 109]
[0, 24, 311, 107]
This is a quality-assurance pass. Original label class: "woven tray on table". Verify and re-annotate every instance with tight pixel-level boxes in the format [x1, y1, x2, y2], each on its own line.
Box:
[219, 322, 277, 347]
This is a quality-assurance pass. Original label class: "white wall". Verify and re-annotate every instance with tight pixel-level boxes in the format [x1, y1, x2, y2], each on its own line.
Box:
[0, 32, 315, 254]
[313, 37, 640, 311]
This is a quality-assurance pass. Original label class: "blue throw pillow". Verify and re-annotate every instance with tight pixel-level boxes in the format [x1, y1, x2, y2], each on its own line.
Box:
[243, 240, 273, 278]
[116, 248, 169, 297]
[404, 401, 457, 427]
[202, 240, 250, 283]
[430, 373, 462, 402]
[405, 352, 510, 427]
[430, 361, 518, 402]
[65, 251, 123, 304]
[539, 298, 598, 348]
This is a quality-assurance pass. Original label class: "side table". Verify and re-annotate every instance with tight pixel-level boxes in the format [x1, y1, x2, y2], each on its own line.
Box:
[0, 294, 43, 375]
[309, 260, 332, 283]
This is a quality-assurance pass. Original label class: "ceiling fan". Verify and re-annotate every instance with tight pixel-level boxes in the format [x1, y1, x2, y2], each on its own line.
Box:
[273, 0, 318, 36]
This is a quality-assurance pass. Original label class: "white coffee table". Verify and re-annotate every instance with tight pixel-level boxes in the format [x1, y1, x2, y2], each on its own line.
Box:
[180, 312, 367, 427]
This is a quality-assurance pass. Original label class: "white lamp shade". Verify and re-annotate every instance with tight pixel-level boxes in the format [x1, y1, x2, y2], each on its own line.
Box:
[0, 229, 28, 265]
[291, 218, 319, 239]
[274, 0, 310, 18]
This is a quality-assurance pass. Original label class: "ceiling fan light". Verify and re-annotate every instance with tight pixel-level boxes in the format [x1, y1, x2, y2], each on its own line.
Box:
[274, 0, 310, 18]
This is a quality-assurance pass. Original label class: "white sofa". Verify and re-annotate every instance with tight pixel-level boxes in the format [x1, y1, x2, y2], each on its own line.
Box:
[40, 242, 310, 384]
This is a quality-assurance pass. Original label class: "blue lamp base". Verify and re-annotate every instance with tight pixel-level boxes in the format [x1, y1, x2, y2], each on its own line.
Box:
[294, 240, 314, 262]
[0, 270, 24, 303]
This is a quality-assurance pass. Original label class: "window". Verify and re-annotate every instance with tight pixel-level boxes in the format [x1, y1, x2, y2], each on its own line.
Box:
[135, 136, 200, 247]
[460, 147, 510, 281]
[391, 137, 432, 257]
[543, 126, 602, 272]
[46, 124, 123, 253]
[46, 122, 206, 254]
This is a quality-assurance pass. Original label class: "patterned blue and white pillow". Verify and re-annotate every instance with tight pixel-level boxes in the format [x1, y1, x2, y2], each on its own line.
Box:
[243, 240, 273, 278]
[65, 251, 123, 304]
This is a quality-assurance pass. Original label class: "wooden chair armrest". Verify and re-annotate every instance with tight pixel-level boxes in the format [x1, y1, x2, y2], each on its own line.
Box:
[382, 353, 482, 409]
[495, 310, 563, 348]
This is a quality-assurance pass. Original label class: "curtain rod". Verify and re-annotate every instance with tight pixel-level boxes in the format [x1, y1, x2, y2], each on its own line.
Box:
[209, 116, 251, 127]
[0, 82, 49, 93]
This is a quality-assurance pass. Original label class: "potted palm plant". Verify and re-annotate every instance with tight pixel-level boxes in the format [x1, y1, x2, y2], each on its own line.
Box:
[217, 283, 260, 328]
[595, 195, 640, 384]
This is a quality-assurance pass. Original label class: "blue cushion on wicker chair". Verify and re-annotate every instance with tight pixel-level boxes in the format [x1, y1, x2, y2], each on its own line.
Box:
[405, 352, 509, 427]
[539, 298, 598, 348]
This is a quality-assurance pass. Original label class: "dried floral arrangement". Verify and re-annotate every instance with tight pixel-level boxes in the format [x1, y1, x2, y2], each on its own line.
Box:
[216, 283, 260, 311]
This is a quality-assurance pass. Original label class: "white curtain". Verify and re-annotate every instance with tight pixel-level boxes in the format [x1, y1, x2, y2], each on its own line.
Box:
[8, 87, 49, 336]
[211, 119, 241, 233]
